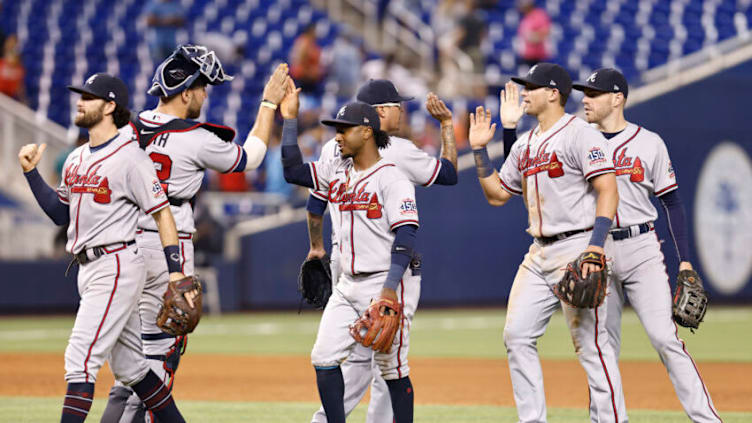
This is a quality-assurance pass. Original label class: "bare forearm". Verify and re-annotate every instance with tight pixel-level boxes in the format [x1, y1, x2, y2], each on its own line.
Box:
[478, 173, 511, 206]
[249, 106, 276, 146]
[439, 121, 458, 170]
[593, 174, 618, 219]
[153, 207, 180, 247]
[307, 212, 325, 252]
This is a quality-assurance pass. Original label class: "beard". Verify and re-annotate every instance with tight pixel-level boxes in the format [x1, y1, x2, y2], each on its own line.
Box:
[74, 105, 104, 128]
[186, 98, 202, 119]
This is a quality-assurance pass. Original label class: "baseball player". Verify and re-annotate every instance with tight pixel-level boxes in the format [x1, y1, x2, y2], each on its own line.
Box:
[470, 63, 627, 422]
[280, 79, 421, 423]
[306, 79, 457, 423]
[99, 45, 290, 423]
[19, 73, 187, 422]
[571, 68, 722, 422]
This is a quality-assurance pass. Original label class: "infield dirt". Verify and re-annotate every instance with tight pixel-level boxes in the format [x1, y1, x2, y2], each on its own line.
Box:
[3, 353, 748, 411]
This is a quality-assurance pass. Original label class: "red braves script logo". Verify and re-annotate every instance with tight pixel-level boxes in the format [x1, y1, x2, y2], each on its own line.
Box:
[614, 149, 644, 182]
[400, 198, 417, 216]
[588, 147, 607, 165]
[334, 182, 383, 219]
[66, 164, 112, 203]
[520, 147, 564, 178]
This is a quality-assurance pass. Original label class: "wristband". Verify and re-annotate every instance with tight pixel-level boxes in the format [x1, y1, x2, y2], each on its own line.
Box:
[261, 100, 277, 110]
[164, 245, 181, 274]
[473, 147, 493, 178]
[589, 216, 613, 248]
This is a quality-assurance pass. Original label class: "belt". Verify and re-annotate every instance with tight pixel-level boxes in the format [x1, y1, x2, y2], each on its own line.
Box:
[610, 222, 654, 241]
[74, 240, 136, 265]
[535, 227, 592, 246]
[137, 228, 193, 240]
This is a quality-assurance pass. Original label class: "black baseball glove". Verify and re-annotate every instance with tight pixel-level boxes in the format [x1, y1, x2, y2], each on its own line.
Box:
[554, 251, 609, 308]
[298, 255, 332, 310]
[673, 270, 708, 331]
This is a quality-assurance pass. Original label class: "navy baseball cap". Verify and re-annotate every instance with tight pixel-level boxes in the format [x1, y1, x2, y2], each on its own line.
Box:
[511, 62, 572, 97]
[572, 68, 628, 98]
[321, 101, 381, 132]
[68, 73, 129, 108]
[356, 79, 414, 106]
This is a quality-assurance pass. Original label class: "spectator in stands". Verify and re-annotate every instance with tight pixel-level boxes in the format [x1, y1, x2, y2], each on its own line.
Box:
[329, 34, 363, 100]
[516, 0, 551, 67]
[0, 34, 26, 103]
[144, 0, 185, 63]
[290, 24, 324, 95]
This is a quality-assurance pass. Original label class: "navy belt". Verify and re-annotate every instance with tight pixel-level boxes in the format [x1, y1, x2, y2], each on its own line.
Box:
[74, 240, 136, 265]
[536, 227, 592, 246]
[610, 222, 654, 241]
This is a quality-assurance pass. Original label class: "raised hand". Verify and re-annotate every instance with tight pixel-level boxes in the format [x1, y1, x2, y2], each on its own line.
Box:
[500, 81, 524, 129]
[18, 143, 47, 173]
[262, 63, 289, 105]
[280, 77, 301, 120]
[468, 106, 496, 149]
[426, 92, 452, 124]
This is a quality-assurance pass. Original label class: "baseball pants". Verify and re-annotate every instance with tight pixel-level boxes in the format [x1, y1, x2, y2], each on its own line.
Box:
[607, 231, 721, 422]
[310, 247, 393, 423]
[65, 243, 149, 387]
[503, 231, 627, 423]
[101, 231, 194, 423]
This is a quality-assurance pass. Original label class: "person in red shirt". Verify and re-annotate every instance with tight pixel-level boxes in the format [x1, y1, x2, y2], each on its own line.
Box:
[289, 24, 324, 94]
[0, 34, 26, 103]
[517, 0, 551, 67]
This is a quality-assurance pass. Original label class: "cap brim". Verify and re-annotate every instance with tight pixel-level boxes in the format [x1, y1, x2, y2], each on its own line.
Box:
[320, 118, 360, 127]
[510, 76, 533, 86]
[572, 82, 602, 92]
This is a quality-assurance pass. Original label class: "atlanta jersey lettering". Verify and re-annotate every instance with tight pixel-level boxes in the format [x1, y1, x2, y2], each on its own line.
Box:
[310, 156, 419, 276]
[310, 137, 439, 244]
[134, 110, 243, 233]
[56, 128, 168, 254]
[499, 114, 615, 237]
[605, 122, 677, 227]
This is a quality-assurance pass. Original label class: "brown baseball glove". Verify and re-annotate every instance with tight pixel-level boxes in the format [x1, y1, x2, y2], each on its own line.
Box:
[157, 276, 203, 336]
[673, 270, 708, 331]
[554, 251, 608, 308]
[350, 298, 403, 353]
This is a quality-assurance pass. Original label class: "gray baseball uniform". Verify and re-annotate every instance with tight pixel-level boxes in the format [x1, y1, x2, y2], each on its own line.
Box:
[604, 122, 721, 422]
[104, 110, 249, 422]
[499, 114, 627, 422]
[310, 137, 441, 423]
[56, 127, 169, 387]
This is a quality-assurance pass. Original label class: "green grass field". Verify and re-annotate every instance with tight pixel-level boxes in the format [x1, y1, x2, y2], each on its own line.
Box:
[1, 306, 750, 422]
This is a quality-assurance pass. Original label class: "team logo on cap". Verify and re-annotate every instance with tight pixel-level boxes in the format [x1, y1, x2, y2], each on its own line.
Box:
[529, 64, 538, 75]
[587, 72, 598, 83]
[86, 74, 98, 85]
[337, 106, 347, 118]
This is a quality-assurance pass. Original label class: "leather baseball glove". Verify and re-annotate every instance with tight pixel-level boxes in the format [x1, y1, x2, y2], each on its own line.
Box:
[157, 276, 202, 336]
[554, 251, 608, 308]
[298, 255, 332, 310]
[673, 270, 708, 331]
[350, 298, 403, 353]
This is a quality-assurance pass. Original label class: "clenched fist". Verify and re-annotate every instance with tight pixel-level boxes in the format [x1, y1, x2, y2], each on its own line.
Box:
[18, 143, 47, 173]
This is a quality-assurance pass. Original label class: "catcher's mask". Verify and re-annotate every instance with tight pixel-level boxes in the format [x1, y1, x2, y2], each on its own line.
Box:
[148, 44, 233, 97]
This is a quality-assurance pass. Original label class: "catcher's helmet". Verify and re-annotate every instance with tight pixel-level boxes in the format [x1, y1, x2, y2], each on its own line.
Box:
[148, 44, 233, 97]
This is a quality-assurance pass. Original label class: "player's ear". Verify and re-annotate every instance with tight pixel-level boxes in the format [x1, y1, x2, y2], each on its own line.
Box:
[103, 100, 116, 117]
[181, 89, 192, 105]
[362, 126, 373, 140]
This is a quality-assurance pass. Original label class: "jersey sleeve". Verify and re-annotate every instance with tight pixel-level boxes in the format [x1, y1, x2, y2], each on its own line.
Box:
[308, 139, 339, 201]
[127, 154, 170, 215]
[195, 131, 244, 173]
[383, 174, 419, 231]
[498, 141, 523, 196]
[392, 140, 441, 187]
[308, 157, 337, 193]
[652, 135, 678, 196]
[572, 127, 615, 180]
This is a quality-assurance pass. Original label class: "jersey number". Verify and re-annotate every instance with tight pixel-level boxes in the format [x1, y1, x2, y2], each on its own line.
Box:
[149, 152, 172, 194]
